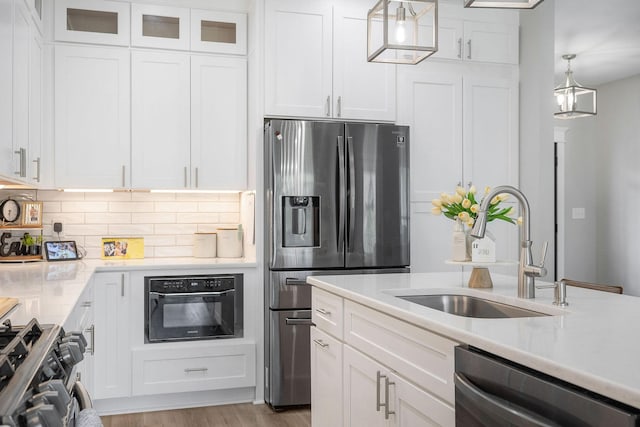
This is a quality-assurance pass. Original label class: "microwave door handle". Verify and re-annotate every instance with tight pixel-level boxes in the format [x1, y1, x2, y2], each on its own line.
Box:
[347, 136, 356, 252]
[148, 290, 235, 298]
[337, 136, 346, 253]
[454, 373, 559, 427]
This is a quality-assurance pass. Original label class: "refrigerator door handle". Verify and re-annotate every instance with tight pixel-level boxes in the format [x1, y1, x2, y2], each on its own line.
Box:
[347, 136, 356, 251]
[337, 136, 346, 253]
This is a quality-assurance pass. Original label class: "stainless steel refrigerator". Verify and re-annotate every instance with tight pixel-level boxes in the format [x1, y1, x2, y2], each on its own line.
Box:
[264, 119, 410, 409]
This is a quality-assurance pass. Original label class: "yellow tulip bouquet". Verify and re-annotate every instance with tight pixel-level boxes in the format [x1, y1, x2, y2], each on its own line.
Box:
[431, 185, 519, 227]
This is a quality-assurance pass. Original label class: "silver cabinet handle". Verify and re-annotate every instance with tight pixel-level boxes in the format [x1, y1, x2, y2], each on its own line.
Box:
[376, 371, 384, 412]
[33, 157, 41, 182]
[14, 148, 26, 177]
[121, 165, 126, 187]
[81, 301, 92, 308]
[337, 96, 342, 117]
[85, 325, 95, 355]
[184, 367, 208, 373]
[120, 273, 125, 297]
[325, 95, 331, 117]
[313, 339, 329, 348]
[457, 38, 462, 58]
[384, 376, 395, 419]
[195, 167, 199, 188]
[315, 308, 331, 316]
[184, 166, 188, 188]
[467, 39, 472, 59]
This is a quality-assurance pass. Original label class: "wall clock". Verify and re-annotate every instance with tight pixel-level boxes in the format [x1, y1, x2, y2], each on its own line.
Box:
[0, 199, 21, 223]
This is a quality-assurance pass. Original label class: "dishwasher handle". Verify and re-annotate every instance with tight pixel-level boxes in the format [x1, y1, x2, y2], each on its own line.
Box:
[454, 372, 560, 427]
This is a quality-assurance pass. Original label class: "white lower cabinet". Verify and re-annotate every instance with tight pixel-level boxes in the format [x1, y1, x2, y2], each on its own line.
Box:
[311, 327, 343, 427]
[131, 341, 256, 396]
[343, 346, 454, 427]
[63, 280, 95, 396]
[93, 272, 131, 400]
[312, 287, 457, 427]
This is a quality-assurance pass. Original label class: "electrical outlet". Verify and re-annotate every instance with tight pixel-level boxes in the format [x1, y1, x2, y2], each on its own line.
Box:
[52, 222, 64, 237]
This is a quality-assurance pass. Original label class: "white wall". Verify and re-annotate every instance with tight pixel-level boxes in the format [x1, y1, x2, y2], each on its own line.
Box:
[561, 74, 640, 294]
[519, 0, 556, 280]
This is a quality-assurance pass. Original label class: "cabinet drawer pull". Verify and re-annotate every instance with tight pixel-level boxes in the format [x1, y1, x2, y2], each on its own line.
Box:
[315, 308, 331, 316]
[384, 376, 395, 419]
[184, 166, 188, 188]
[376, 371, 384, 412]
[184, 367, 208, 373]
[120, 273, 125, 297]
[313, 339, 329, 348]
[195, 167, 199, 188]
[81, 301, 92, 308]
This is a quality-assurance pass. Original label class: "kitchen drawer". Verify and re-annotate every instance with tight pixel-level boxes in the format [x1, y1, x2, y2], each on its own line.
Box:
[343, 300, 458, 404]
[312, 288, 343, 339]
[131, 341, 256, 396]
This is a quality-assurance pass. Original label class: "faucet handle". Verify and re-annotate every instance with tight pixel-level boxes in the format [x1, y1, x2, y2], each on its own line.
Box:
[538, 241, 548, 267]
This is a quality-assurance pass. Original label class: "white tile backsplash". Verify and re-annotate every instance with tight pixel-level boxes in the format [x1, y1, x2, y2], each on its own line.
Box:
[28, 190, 243, 259]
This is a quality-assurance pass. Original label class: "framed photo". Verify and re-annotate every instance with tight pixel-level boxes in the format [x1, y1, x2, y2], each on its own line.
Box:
[44, 241, 79, 261]
[101, 237, 144, 259]
[21, 201, 43, 227]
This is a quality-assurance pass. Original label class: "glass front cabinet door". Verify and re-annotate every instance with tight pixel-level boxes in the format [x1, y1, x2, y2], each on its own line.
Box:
[55, 0, 130, 46]
[190, 9, 247, 55]
[131, 4, 190, 50]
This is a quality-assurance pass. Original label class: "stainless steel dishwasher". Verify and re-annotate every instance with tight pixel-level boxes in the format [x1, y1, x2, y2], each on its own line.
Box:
[455, 346, 640, 426]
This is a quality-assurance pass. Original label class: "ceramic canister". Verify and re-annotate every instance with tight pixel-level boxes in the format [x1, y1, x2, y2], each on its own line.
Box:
[216, 226, 243, 258]
[193, 233, 217, 258]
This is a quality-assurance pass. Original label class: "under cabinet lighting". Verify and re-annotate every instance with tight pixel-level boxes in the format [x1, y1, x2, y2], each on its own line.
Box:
[63, 189, 114, 193]
[367, 0, 438, 65]
[149, 189, 242, 194]
[464, 0, 544, 8]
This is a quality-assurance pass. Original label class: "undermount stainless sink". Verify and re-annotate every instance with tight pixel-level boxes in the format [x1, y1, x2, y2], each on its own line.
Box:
[397, 294, 549, 319]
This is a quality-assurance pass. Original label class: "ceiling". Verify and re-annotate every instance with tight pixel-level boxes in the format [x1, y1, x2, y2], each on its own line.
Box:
[554, 0, 640, 87]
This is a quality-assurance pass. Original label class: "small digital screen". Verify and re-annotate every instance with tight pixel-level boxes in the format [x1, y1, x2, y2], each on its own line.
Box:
[44, 241, 79, 261]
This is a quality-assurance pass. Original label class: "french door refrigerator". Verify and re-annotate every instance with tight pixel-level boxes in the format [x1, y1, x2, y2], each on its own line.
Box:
[264, 119, 410, 409]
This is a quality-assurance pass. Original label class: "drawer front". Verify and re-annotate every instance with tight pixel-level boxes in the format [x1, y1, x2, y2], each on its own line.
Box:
[132, 342, 256, 396]
[312, 288, 344, 339]
[344, 300, 458, 404]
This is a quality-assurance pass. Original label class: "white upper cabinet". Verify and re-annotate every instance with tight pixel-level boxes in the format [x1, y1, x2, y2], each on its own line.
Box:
[28, 17, 43, 185]
[13, 0, 30, 181]
[131, 50, 191, 190]
[131, 4, 190, 50]
[265, 0, 332, 118]
[55, 0, 130, 46]
[333, 2, 395, 121]
[191, 55, 247, 190]
[265, 0, 396, 121]
[0, 1, 12, 178]
[55, 45, 131, 189]
[190, 9, 247, 55]
[433, 4, 519, 65]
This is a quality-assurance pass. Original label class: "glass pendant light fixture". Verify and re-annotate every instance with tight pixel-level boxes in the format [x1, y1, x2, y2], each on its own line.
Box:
[464, 0, 544, 8]
[367, 0, 438, 65]
[554, 54, 597, 119]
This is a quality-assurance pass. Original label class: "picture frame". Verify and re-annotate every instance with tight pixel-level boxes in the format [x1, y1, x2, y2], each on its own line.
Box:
[101, 237, 144, 259]
[21, 201, 43, 227]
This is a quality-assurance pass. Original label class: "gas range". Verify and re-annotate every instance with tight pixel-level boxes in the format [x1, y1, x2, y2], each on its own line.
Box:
[0, 318, 89, 427]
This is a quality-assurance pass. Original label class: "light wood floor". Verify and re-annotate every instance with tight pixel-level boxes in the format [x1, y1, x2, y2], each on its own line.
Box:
[101, 403, 311, 427]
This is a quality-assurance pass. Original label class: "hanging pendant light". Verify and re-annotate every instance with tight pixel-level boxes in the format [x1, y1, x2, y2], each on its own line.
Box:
[464, 0, 544, 8]
[554, 54, 597, 119]
[367, 0, 438, 65]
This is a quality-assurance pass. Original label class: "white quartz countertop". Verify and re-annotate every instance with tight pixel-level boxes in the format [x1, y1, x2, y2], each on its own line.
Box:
[308, 272, 640, 409]
[0, 257, 256, 326]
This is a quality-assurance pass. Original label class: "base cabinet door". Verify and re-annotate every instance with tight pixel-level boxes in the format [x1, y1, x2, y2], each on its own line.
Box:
[343, 345, 389, 427]
[311, 327, 343, 427]
[93, 272, 131, 400]
[390, 371, 454, 427]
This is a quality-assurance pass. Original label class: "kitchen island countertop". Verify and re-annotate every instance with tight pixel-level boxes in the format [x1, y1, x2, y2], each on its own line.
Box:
[308, 272, 640, 409]
[0, 257, 256, 326]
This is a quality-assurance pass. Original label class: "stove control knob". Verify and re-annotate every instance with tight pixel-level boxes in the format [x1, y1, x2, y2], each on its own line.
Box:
[62, 331, 87, 353]
[42, 355, 58, 378]
[25, 402, 63, 427]
[59, 341, 84, 366]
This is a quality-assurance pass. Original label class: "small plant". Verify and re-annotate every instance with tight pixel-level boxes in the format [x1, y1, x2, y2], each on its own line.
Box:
[431, 185, 520, 227]
[21, 233, 35, 247]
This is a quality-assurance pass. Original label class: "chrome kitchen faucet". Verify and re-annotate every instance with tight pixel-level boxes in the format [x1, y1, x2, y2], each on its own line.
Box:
[471, 185, 548, 299]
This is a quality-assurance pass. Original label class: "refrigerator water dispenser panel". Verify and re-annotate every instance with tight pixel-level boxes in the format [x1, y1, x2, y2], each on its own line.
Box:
[282, 196, 319, 247]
